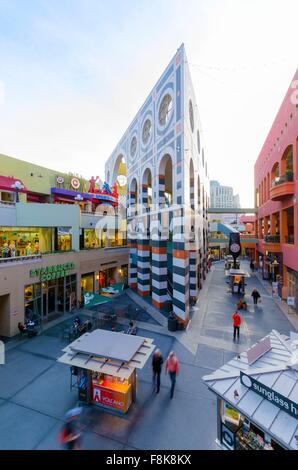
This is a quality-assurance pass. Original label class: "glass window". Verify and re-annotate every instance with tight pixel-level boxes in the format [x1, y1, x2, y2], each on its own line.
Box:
[81, 273, 94, 293]
[57, 227, 72, 252]
[159, 94, 173, 126]
[0, 227, 53, 257]
[84, 229, 101, 249]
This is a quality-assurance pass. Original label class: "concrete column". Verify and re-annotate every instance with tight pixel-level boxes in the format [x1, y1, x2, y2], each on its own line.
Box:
[128, 240, 138, 289]
[172, 241, 190, 324]
[151, 239, 168, 309]
[189, 250, 198, 300]
[137, 238, 151, 297]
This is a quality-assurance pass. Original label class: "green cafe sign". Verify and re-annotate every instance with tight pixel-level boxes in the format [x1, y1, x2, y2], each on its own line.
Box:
[240, 371, 298, 419]
[30, 262, 75, 282]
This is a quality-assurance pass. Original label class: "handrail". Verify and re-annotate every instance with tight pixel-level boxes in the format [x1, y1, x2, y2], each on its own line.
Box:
[0, 254, 42, 264]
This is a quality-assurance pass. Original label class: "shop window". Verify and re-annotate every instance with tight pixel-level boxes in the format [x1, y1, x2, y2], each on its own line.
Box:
[81, 273, 94, 294]
[56, 227, 72, 252]
[84, 229, 101, 249]
[0, 191, 15, 204]
[24, 283, 41, 322]
[0, 227, 52, 258]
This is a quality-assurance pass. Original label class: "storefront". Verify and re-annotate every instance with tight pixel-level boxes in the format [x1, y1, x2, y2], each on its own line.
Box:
[26, 263, 77, 322]
[203, 330, 298, 450]
[0, 226, 72, 258]
[287, 268, 298, 314]
[58, 329, 155, 414]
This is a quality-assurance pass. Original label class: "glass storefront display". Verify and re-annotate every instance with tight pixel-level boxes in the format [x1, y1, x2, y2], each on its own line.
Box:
[24, 274, 77, 322]
[56, 227, 72, 252]
[220, 400, 285, 451]
[81, 272, 94, 294]
[0, 227, 72, 258]
[287, 268, 298, 313]
[0, 227, 52, 257]
[83, 229, 101, 249]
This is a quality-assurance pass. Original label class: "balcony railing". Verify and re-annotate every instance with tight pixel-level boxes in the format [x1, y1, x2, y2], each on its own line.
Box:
[0, 254, 42, 264]
[272, 172, 294, 187]
[264, 235, 280, 243]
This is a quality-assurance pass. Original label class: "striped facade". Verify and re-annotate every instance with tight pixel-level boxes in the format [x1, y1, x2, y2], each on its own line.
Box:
[172, 242, 190, 322]
[105, 44, 210, 327]
[137, 238, 151, 296]
[128, 240, 137, 289]
[151, 240, 168, 309]
[189, 250, 198, 299]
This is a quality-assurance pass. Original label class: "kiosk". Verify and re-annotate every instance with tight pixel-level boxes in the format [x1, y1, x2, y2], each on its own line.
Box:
[226, 268, 250, 295]
[58, 329, 155, 414]
[203, 330, 298, 450]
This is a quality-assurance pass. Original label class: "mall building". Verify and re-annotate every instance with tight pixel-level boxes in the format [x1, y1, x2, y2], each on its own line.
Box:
[0, 154, 128, 337]
[254, 68, 298, 310]
[105, 44, 210, 325]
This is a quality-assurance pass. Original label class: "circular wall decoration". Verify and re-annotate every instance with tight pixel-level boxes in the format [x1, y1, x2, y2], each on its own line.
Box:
[142, 118, 152, 145]
[71, 177, 80, 190]
[130, 136, 137, 158]
[189, 99, 194, 132]
[159, 93, 173, 126]
[117, 175, 127, 187]
[57, 176, 64, 184]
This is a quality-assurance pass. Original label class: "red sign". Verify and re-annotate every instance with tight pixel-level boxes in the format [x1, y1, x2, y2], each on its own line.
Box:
[92, 384, 126, 411]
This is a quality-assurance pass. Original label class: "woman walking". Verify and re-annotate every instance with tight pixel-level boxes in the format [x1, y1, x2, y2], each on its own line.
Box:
[165, 351, 180, 399]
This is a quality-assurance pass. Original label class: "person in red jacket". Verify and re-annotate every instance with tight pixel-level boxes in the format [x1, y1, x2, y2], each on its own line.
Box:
[165, 351, 180, 399]
[232, 310, 241, 341]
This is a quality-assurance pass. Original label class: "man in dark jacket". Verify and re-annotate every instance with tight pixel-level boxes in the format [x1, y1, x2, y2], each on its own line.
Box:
[251, 288, 261, 305]
[152, 349, 163, 394]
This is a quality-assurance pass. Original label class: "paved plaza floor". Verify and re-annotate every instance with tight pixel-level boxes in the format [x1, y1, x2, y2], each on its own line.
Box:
[0, 260, 296, 450]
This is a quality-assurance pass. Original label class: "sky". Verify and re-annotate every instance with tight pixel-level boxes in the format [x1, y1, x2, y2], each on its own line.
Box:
[0, 0, 297, 207]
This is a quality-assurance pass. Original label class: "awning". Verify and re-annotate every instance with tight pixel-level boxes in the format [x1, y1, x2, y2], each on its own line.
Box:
[83, 291, 113, 308]
[0, 176, 27, 193]
[51, 187, 92, 200]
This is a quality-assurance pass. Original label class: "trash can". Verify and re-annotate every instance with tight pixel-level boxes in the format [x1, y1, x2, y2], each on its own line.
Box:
[168, 313, 177, 332]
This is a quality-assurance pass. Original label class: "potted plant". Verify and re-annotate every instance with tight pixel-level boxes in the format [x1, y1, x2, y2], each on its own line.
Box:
[285, 169, 293, 181]
[237, 299, 247, 310]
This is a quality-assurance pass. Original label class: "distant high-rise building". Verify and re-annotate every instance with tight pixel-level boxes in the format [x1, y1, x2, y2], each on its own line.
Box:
[210, 180, 240, 208]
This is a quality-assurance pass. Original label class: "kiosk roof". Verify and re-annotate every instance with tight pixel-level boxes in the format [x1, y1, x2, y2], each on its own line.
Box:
[69, 329, 145, 362]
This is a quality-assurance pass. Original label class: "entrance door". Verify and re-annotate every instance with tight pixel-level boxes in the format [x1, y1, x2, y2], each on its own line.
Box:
[48, 286, 57, 316]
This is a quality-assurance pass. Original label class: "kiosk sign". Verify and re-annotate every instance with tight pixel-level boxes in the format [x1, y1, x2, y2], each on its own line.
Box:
[240, 371, 298, 419]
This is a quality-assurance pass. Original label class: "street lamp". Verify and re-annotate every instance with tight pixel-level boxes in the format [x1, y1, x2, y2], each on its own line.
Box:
[11, 180, 24, 202]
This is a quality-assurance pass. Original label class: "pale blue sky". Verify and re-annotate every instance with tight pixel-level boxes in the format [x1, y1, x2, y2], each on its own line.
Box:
[0, 0, 297, 206]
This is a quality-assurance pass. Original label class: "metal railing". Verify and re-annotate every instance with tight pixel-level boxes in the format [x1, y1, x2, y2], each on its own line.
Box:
[272, 172, 294, 187]
[0, 254, 42, 264]
[264, 235, 280, 243]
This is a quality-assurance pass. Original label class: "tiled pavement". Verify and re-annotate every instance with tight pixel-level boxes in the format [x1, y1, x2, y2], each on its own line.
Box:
[0, 260, 296, 450]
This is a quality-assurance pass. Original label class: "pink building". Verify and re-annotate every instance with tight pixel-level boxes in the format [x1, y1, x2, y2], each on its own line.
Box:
[254, 68, 298, 310]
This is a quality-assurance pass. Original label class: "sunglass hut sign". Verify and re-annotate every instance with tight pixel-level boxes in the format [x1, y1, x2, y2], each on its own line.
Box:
[30, 262, 75, 281]
[240, 371, 298, 419]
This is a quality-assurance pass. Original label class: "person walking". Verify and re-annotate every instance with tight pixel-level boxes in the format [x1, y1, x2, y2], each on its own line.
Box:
[152, 349, 163, 394]
[232, 310, 241, 341]
[251, 288, 261, 305]
[165, 351, 180, 399]
[250, 259, 254, 272]
[59, 408, 82, 450]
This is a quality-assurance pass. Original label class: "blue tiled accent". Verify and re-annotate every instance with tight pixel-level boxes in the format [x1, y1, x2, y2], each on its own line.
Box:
[177, 181, 182, 190]
[176, 66, 181, 121]
[140, 96, 153, 116]
[156, 64, 174, 93]
[157, 130, 175, 151]
[176, 135, 182, 162]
